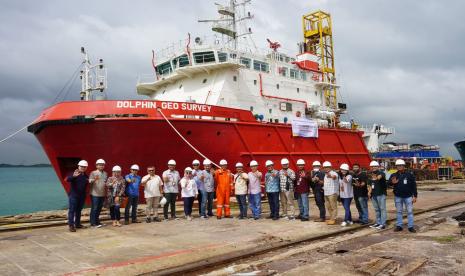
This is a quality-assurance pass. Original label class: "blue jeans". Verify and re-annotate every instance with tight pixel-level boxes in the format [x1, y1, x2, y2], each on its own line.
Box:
[90, 195, 104, 225]
[198, 189, 208, 217]
[110, 205, 121, 220]
[371, 194, 387, 225]
[296, 193, 309, 219]
[395, 196, 414, 228]
[248, 193, 262, 218]
[355, 196, 369, 223]
[341, 197, 353, 222]
[267, 192, 280, 219]
[236, 195, 248, 218]
[206, 192, 215, 216]
[68, 196, 85, 226]
[124, 195, 139, 222]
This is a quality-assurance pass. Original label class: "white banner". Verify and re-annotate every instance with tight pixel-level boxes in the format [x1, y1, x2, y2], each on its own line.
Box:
[291, 117, 318, 138]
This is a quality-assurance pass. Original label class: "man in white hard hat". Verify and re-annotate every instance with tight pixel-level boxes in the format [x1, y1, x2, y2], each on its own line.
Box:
[339, 163, 354, 227]
[248, 160, 263, 220]
[310, 161, 326, 222]
[234, 162, 249, 219]
[89, 159, 108, 228]
[352, 163, 369, 225]
[162, 160, 181, 220]
[389, 159, 417, 233]
[214, 159, 233, 219]
[368, 160, 387, 230]
[295, 159, 311, 221]
[66, 160, 89, 232]
[279, 158, 296, 220]
[124, 164, 142, 224]
[192, 159, 207, 218]
[265, 160, 280, 220]
[202, 159, 215, 217]
[322, 161, 339, 225]
[141, 166, 163, 223]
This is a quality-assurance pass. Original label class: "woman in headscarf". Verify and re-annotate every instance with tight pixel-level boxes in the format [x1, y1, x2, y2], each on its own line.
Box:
[106, 165, 126, 227]
[180, 167, 198, 221]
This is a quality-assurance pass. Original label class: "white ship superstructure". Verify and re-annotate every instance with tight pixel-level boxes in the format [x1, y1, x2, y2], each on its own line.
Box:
[137, 0, 344, 128]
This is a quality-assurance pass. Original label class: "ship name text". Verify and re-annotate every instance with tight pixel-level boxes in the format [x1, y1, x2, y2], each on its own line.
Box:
[116, 101, 212, 112]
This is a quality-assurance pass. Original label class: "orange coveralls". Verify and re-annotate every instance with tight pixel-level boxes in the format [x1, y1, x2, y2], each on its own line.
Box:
[214, 168, 233, 217]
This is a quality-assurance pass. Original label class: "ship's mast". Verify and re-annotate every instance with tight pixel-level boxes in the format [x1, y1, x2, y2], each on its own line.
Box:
[198, 0, 254, 51]
[79, 47, 107, 101]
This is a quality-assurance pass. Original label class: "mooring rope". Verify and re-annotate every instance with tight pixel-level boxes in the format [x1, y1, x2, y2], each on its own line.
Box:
[0, 121, 35, 143]
[157, 108, 220, 168]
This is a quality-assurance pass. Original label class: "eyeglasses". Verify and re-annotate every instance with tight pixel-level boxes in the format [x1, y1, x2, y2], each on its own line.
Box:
[186, 172, 192, 174]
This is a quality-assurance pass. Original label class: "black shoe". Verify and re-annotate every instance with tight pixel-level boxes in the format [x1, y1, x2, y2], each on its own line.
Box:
[224, 216, 233, 219]
[75, 224, 86, 229]
[254, 217, 260, 220]
[360, 221, 369, 225]
[408, 227, 416, 233]
[154, 217, 161, 222]
[238, 216, 245, 220]
[69, 225, 76, 232]
[132, 220, 141, 223]
[301, 218, 309, 221]
[146, 217, 151, 223]
[296, 215, 302, 219]
[272, 217, 279, 221]
[124, 220, 130, 225]
[394, 226, 403, 232]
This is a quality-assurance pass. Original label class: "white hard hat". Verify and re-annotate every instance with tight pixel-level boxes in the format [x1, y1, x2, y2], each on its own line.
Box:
[112, 165, 122, 172]
[250, 160, 258, 167]
[340, 163, 350, 171]
[395, 159, 406, 166]
[130, 164, 140, 170]
[281, 158, 289, 165]
[159, 197, 167, 206]
[185, 167, 193, 172]
[322, 161, 332, 167]
[203, 159, 212, 165]
[265, 160, 274, 167]
[312, 161, 321, 167]
[235, 162, 244, 168]
[78, 160, 88, 167]
[219, 159, 228, 166]
[192, 159, 200, 165]
[167, 159, 176, 166]
[95, 159, 105, 165]
[296, 159, 305, 165]
[369, 161, 380, 167]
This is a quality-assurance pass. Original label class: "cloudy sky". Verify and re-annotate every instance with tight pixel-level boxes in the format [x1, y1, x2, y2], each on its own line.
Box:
[0, 0, 464, 164]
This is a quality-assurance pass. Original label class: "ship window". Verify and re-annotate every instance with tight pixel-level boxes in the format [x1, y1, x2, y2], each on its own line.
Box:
[280, 67, 288, 77]
[301, 71, 307, 81]
[174, 54, 190, 68]
[269, 118, 273, 122]
[276, 84, 279, 89]
[233, 76, 237, 81]
[290, 69, 299, 79]
[155, 61, 172, 76]
[269, 109, 272, 114]
[297, 87, 300, 93]
[218, 52, 227, 62]
[275, 119, 279, 123]
[254, 79, 257, 85]
[202, 78, 207, 83]
[240, 57, 251, 68]
[253, 60, 269, 72]
[250, 106, 253, 111]
[315, 91, 318, 96]
[194, 51, 216, 64]
[179, 84, 183, 89]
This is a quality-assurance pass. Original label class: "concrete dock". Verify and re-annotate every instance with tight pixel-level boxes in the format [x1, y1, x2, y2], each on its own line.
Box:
[1, 182, 465, 275]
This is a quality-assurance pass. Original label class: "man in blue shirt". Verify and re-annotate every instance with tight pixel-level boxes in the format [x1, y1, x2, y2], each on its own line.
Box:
[389, 159, 418, 233]
[66, 160, 89, 232]
[265, 160, 280, 220]
[125, 164, 142, 224]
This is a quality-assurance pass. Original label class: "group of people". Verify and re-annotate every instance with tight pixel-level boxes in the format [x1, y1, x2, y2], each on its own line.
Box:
[66, 157, 418, 234]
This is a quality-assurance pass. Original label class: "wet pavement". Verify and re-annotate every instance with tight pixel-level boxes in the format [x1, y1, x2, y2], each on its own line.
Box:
[0, 183, 464, 275]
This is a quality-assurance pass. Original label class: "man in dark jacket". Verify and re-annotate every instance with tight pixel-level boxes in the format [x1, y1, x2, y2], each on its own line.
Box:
[295, 159, 311, 221]
[368, 161, 387, 230]
[310, 161, 326, 222]
[66, 160, 89, 232]
[389, 159, 418, 233]
[352, 164, 369, 225]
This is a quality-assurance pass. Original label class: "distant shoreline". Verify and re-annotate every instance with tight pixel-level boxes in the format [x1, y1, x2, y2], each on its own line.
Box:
[0, 164, 51, 168]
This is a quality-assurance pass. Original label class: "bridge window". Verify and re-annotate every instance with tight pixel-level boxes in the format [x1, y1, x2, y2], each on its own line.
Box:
[240, 57, 251, 68]
[218, 52, 227, 62]
[253, 60, 269, 72]
[156, 61, 172, 76]
[194, 51, 216, 64]
[300, 71, 307, 81]
[290, 69, 299, 79]
[280, 67, 288, 77]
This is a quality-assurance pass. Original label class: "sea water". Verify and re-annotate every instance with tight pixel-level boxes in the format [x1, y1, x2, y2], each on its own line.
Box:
[0, 167, 67, 216]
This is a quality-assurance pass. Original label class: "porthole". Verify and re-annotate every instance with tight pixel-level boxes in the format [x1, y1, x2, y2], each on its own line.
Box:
[233, 76, 237, 82]
[186, 130, 192, 135]
[276, 84, 279, 89]
[216, 131, 221, 136]
[297, 87, 300, 93]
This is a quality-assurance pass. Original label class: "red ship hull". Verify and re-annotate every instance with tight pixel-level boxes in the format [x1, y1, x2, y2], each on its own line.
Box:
[28, 100, 371, 203]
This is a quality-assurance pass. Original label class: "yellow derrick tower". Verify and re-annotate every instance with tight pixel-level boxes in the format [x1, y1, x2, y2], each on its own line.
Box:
[303, 11, 338, 110]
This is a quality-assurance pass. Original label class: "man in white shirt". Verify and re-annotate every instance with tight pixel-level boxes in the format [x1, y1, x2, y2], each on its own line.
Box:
[322, 161, 339, 225]
[141, 166, 163, 223]
[162, 160, 181, 220]
[89, 159, 108, 227]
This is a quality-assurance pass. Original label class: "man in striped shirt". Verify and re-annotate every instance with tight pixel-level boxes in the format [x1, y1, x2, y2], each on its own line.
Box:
[279, 158, 296, 220]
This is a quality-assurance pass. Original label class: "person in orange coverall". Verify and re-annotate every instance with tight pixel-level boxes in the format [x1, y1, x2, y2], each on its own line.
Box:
[214, 159, 233, 219]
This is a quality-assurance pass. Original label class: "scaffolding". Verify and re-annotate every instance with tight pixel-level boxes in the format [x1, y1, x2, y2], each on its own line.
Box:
[303, 11, 337, 109]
